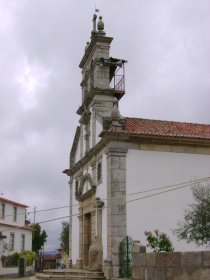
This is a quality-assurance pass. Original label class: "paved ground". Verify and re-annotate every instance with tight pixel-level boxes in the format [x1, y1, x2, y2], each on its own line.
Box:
[1, 277, 36, 280]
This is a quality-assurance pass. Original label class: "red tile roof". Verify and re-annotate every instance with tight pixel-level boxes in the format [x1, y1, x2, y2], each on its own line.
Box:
[0, 222, 33, 231]
[0, 197, 28, 208]
[123, 118, 210, 140]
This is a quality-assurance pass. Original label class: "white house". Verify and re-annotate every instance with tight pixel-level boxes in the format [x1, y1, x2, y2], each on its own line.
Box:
[0, 197, 32, 259]
[63, 14, 210, 279]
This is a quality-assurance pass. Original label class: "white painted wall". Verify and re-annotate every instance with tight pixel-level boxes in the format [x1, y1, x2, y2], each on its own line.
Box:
[75, 136, 81, 163]
[0, 203, 26, 226]
[0, 226, 32, 254]
[0, 265, 34, 276]
[0, 202, 32, 255]
[96, 153, 107, 259]
[96, 118, 103, 144]
[126, 149, 210, 251]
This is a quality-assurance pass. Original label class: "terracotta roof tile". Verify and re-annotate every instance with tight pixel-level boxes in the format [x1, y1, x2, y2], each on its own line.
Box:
[123, 118, 210, 140]
[0, 222, 32, 231]
[0, 197, 28, 208]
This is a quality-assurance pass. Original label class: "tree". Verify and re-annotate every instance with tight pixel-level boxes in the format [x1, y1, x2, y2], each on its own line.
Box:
[174, 183, 210, 246]
[144, 229, 174, 252]
[59, 221, 69, 254]
[31, 223, 47, 253]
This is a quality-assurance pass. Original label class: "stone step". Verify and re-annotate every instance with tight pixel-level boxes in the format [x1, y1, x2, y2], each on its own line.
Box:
[36, 269, 106, 280]
[36, 275, 106, 280]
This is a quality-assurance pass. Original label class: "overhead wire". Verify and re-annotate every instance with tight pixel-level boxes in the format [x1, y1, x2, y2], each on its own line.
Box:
[30, 176, 210, 225]
[2, 175, 210, 219]
[1, 176, 209, 227]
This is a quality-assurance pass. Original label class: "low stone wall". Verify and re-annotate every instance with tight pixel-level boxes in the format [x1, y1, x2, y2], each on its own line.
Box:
[0, 266, 34, 278]
[132, 242, 210, 280]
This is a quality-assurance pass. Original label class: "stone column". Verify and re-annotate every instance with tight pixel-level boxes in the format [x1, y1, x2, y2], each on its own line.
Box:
[106, 141, 128, 278]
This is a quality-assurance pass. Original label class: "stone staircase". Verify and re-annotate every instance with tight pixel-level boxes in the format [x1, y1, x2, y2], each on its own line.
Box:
[36, 269, 106, 280]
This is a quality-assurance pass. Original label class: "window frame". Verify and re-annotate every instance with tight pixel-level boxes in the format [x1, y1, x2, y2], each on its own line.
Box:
[20, 234, 25, 251]
[0, 203, 5, 219]
[13, 206, 17, 222]
[10, 232, 15, 251]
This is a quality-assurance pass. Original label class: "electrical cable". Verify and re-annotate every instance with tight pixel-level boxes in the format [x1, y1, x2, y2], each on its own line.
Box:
[30, 176, 210, 225]
[1, 176, 209, 223]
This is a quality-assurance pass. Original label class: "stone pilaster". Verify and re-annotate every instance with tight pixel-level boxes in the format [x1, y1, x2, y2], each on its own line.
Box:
[92, 110, 96, 147]
[68, 178, 73, 268]
[80, 125, 83, 159]
[84, 123, 90, 153]
[77, 207, 84, 269]
[89, 198, 104, 271]
[106, 141, 128, 278]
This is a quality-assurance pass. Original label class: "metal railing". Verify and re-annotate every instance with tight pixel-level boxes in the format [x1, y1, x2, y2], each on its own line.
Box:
[110, 74, 125, 91]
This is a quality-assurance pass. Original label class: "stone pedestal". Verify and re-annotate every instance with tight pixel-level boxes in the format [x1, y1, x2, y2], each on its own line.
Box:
[103, 258, 113, 280]
[76, 258, 83, 269]
[89, 244, 103, 271]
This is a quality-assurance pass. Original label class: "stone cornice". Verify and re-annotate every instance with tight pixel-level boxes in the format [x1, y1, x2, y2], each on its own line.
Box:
[77, 88, 115, 115]
[79, 36, 113, 69]
[100, 130, 210, 147]
[66, 130, 210, 177]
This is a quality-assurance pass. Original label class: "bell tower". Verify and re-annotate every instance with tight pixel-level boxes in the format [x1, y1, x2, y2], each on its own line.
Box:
[77, 13, 127, 154]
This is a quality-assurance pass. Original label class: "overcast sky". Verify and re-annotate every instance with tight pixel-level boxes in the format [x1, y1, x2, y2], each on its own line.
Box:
[0, 0, 210, 252]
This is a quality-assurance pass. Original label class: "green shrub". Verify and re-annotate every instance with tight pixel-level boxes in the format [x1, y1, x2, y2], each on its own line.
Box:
[1, 251, 36, 267]
[20, 250, 36, 266]
[1, 252, 20, 267]
[144, 229, 174, 252]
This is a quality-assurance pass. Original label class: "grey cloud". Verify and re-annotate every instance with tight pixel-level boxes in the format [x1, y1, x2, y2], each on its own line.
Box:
[0, 0, 210, 251]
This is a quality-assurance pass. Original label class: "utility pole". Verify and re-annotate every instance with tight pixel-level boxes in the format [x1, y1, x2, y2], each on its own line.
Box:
[33, 206, 37, 224]
[32, 206, 37, 239]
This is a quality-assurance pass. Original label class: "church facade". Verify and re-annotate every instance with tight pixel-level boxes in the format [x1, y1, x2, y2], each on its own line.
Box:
[63, 14, 210, 279]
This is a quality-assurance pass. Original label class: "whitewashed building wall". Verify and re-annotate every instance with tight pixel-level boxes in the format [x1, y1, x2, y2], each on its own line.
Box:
[0, 199, 32, 256]
[126, 149, 210, 251]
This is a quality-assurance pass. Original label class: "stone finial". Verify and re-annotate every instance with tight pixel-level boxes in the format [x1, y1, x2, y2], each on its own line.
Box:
[109, 97, 123, 132]
[85, 41, 89, 52]
[111, 98, 120, 119]
[97, 16, 106, 36]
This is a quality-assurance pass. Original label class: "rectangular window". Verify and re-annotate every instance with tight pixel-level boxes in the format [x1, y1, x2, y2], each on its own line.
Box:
[21, 234, 25, 251]
[10, 233, 15, 251]
[0, 203, 5, 219]
[97, 161, 102, 184]
[13, 206, 17, 222]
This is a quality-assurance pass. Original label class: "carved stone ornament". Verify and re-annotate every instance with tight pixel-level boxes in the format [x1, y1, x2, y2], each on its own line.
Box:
[94, 197, 104, 208]
[75, 173, 96, 201]
[80, 105, 91, 125]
